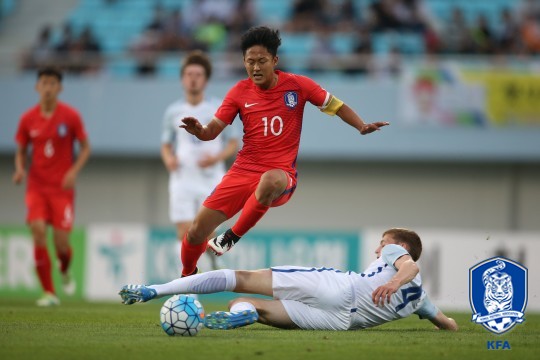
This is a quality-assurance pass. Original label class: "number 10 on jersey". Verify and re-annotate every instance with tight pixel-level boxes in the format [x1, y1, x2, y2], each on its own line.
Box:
[262, 116, 283, 136]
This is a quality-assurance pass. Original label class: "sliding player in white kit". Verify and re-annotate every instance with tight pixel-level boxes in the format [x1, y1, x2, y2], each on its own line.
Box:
[120, 228, 458, 331]
[161, 51, 239, 271]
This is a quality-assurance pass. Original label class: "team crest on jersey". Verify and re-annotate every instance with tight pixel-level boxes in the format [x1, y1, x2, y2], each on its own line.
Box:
[57, 123, 68, 137]
[284, 91, 298, 109]
[469, 257, 527, 334]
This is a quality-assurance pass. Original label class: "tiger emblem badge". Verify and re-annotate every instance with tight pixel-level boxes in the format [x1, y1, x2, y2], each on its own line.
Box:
[470, 257, 527, 334]
[284, 91, 298, 109]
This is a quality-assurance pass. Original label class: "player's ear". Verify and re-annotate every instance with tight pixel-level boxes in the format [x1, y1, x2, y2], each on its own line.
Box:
[273, 55, 279, 66]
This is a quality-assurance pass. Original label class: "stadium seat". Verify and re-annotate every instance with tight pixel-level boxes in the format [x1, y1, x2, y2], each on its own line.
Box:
[331, 33, 356, 55]
[106, 57, 136, 77]
[253, 0, 292, 25]
[157, 55, 181, 78]
[1, 0, 17, 17]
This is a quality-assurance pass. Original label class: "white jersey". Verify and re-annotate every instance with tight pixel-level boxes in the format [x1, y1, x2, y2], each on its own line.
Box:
[161, 97, 237, 222]
[349, 244, 428, 329]
[271, 245, 438, 330]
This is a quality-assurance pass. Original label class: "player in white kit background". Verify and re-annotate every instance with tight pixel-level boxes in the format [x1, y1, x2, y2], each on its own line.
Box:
[120, 228, 458, 331]
[161, 51, 239, 271]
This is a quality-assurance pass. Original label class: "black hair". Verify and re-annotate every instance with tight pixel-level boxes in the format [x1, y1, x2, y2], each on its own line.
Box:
[240, 26, 281, 57]
[181, 50, 212, 79]
[37, 67, 63, 82]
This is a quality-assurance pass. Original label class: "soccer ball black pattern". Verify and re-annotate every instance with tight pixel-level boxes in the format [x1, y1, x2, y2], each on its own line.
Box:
[160, 295, 205, 336]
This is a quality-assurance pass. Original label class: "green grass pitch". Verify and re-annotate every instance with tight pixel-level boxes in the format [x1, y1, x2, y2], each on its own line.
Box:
[0, 298, 538, 360]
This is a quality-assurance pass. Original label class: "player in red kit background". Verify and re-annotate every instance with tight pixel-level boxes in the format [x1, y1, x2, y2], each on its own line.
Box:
[13, 67, 91, 306]
[179, 26, 388, 277]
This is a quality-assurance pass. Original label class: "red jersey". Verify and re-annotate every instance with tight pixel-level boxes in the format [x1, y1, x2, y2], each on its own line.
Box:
[15, 102, 88, 191]
[215, 71, 330, 175]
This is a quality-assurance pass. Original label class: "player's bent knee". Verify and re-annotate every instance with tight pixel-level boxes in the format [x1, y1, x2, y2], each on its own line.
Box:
[260, 171, 285, 188]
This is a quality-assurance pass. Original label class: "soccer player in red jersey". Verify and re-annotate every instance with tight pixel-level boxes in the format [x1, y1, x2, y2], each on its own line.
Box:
[13, 67, 91, 306]
[179, 26, 388, 276]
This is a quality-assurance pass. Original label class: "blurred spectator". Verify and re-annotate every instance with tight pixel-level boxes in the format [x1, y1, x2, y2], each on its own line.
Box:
[147, 3, 166, 33]
[342, 27, 374, 76]
[22, 25, 55, 70]
[161, 9, 192, 51]
[497, 8, 520, 53]
[287, 0, 327, 32]
[307, 28, 338, 73]
[381, 46, 402, 77]
[64, 26, 102, 75]
[470, 14, 495, 54]
[521, 13, 540, 53]
[441, 7, 472, 54]
[129, 28, 161, 76]
[393, 0, 427, 32]
[518, 0, 540, 22]
[367, 0, 403, 31]
[423, 21, 440, 54]
[229, 0, 256, 34]
[194, 16, 227, 50]
[335, 0, 359, 31]
[183, 0, 235, 33]
[55, 23, 75, 54]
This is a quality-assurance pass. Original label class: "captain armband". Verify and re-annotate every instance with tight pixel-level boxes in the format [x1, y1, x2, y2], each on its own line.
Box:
[320, 95, 344, 116]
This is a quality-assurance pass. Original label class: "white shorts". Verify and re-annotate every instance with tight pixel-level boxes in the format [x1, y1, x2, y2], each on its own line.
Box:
[169, 169, 222, 223]
[271, 266, 355, 330]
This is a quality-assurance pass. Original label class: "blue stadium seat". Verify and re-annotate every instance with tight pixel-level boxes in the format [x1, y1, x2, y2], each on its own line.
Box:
[1, 0, 17, 17]
[280, 33, 316, 55]
[254, 0, 292, 24]
[157, 55, 181, 78]
[106, 57, 136, 77]
[331, 33, 356, 55]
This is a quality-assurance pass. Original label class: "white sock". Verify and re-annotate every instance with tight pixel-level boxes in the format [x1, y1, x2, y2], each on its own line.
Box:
[149, 269, 236, 296]
[230, 301, 256, 313]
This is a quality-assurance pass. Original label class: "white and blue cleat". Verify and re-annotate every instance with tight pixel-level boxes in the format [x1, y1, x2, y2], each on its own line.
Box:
[118, 284, 157, 304]
[204, 310, 259, 330]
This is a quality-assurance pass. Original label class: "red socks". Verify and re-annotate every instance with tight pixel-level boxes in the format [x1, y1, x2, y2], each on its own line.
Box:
[231, 193, 270, 237]
[180, 193, 269, 276]
[181, 234, 207, 277]
[34, 246, 54, 294]
[56, 247, 72, 274]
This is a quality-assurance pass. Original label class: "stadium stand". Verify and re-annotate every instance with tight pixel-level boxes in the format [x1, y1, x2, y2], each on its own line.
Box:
[0, 0, 16, 19]
[8, 0, 530, 78]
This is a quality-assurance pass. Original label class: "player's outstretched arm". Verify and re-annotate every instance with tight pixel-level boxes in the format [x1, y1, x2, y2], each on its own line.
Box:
[336, 103, 389, 135]
[180, 117, 226, 141]
[372, 255, 419, 307]
[429, 310, 459, 331]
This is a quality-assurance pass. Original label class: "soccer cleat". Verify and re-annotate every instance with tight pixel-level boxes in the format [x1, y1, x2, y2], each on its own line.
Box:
[61, 272, 76, 296]
[36, 292, 60, 307]
[208, 229, 241, 256]
[204, 310, 259, 330]
[118, 284, 157, 305]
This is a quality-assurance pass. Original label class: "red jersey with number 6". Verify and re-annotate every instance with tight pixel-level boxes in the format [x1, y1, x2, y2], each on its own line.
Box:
[15, 102, 88, 191]
[215, 70, 331, 175]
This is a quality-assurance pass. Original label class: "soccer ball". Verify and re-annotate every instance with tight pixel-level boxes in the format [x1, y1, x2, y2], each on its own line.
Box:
[160, 295, 205, 336]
